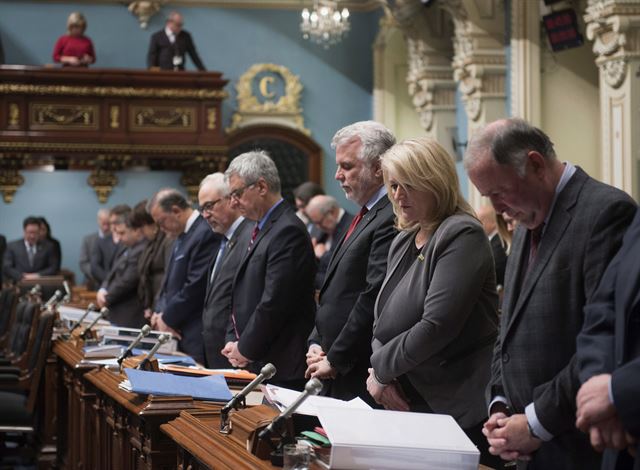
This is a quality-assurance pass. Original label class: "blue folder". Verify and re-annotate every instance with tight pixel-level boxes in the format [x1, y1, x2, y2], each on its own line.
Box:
[124, 368, 233, 402]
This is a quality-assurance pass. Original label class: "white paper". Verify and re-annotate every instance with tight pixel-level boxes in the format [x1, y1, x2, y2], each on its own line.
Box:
[316, 406, 479, 470]
[264, 384, 371, 416]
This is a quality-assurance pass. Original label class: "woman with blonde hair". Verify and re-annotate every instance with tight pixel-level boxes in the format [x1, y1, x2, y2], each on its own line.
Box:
[53, 12, 95, 66]
[366, 137, 499, 466]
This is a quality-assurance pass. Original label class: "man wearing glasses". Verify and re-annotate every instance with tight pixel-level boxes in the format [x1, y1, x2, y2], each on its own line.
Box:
[148, 188, 220, 364]
[198, 173, 252, 368]
[221, 150, 316, 390]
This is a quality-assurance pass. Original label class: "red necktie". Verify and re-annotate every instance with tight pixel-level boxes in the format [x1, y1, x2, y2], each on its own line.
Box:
[248, 223, 260, 251]
[344, 206, 369, 242]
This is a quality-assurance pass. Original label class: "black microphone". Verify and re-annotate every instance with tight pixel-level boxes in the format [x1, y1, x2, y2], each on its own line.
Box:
[116, 325, 152, 367]
[44, 289, 63, 309]
[220, 363, 277, 433]
[258, 378, 322, 443]
[68, 303, 97, 334]
[135, 333, 170, 370]
[79, 307, 108, 340]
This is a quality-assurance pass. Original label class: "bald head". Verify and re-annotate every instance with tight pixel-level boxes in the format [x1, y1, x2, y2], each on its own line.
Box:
[306, 195, 341, 234]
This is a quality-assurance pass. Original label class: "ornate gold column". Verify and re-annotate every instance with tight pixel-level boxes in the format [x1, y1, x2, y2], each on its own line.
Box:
[585, 0, 640, 198]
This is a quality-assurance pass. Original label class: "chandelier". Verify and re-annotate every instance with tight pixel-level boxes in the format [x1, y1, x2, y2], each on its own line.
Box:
[300, 1, 350, 48]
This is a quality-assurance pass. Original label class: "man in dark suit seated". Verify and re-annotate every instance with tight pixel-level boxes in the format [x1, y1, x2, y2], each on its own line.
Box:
[96, 208, 148, 329]
[576, 207, 640, 470]
[3, 216, 60, 282]
[198, 172, 253, 369]
[147, 11, 205, 71]
[149, 188, 219, 364]
[305, 195, 353, 290]
[305, 121, 396, 404]
[221, 150, 316, 389]
[465, 118, 637, 469]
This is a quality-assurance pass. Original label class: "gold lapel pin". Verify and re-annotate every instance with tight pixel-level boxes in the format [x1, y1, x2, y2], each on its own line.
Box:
[418, 254, 425, 262]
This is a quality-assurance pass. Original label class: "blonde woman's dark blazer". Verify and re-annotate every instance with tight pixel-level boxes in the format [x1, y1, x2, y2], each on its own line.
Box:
[371, 213, 498, 428]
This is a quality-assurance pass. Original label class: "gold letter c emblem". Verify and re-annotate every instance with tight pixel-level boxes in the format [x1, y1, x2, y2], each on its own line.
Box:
[259, 76, 276, 99]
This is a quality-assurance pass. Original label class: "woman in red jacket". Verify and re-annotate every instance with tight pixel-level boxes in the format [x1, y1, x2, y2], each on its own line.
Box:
[52, 12, 95, 66]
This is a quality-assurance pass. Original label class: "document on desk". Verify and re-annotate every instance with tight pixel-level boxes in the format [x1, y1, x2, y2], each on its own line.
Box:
[123, 368, 233, 402]
[264, 384, 371, 416]
[316, 406, 479, 470]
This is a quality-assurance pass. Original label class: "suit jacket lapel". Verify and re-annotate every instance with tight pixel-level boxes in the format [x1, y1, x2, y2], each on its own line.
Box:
[235, 202, 286, 276]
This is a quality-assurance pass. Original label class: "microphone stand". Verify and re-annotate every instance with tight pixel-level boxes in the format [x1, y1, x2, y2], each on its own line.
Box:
[116, 324, 152, 370]
[135, 333, 170, 370]
[219, 363, 277, 434]
[79, 307, 108, 340]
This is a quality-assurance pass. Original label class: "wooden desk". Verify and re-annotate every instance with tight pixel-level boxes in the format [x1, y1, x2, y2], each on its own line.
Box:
[83, 367, 218, 470]
[53, 339, 101, 470]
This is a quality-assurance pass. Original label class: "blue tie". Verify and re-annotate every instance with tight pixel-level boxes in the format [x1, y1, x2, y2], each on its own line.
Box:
[210, 236, 228, 283]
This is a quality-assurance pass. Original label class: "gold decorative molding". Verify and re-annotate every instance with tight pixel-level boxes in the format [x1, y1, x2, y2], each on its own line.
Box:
[206, 107, 217, 130]
[0, 83, 228, 100]
[110, 105, 120, 129]
[0, 141, 226, 155]
[30, 103, 99, 130]
[128, 1, 162, 29]
[130, 106, 197, 131]
[8, 103, 20, 128]
[228, 63, 309, 135]
[87, 155, 131, 203]
[0, 156, 25, 203]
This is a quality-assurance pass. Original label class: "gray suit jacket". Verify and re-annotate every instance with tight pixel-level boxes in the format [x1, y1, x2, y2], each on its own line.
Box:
[79, 232, 99, 285]
[372, 213, 498, 428]
[492, 167, 636, 469]
[202, 218, 253, 368]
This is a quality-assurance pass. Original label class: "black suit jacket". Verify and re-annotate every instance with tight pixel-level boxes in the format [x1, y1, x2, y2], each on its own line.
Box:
[491, 168, 636, 469]
[147, 29, 205, 71]
[103, 239, 147, 328]
[490, 233, 507, 287]
[0, 235, 6, 285]
[228, 201, 316, 385]
[310, 195, 396, 401]
[91, 235, 119, 285]
[578, 207, 640, 470]
[3, 239, 59, 282]
[202, 218, 253, 368]
[157, 215, 219, 363]
[314, 210, 353, 290]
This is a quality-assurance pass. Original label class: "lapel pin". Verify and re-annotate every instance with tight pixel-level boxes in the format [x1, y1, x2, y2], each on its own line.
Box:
[418, 254, 425, 262]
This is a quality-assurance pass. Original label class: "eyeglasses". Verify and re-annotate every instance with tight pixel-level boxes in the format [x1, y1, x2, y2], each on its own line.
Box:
[229, 182, 256, 200]
[199, 198, 223, 214]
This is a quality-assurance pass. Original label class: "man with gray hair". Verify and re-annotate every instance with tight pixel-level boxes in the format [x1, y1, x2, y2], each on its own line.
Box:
[305, 194, 353, 289]
[465, 118, 636, 469]
[222, 150, 315, 389]
[149, 188, 220, 363]
[305, 121, 396, 404]
[198, 173, 253, 368]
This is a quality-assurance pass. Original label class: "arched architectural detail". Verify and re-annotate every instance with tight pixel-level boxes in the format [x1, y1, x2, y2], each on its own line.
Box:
[585, 0, 640, 198]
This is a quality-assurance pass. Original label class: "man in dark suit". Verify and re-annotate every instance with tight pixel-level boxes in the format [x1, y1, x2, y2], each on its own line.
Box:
[147, 11, 205, 71]
[0, 234, 6, 286]
[198, 173, 253, 368]
[478, 204, 508, 287]
[79, 208, 110, 288]
[305, 194, 354, 290]
[96, 209, 147, 328]
[465, 118, 637, 469]
[91, 205, 129, 285]
[576, 207, 640, 470]
[3, 216, 59, 282]
[222, 150, 316, 389]
[305, 121, 396, 403]
[150, 188, 219, 364]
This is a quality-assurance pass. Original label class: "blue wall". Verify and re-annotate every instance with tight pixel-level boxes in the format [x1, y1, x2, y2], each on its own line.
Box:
[0, 2, 380, 280]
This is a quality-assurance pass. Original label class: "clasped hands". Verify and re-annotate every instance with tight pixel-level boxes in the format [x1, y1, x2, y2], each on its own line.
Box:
[576, 374, 636, 454]
[366, 368, 410, 412]
[221, 341, 251, 368]
[304, 344, 336, 379]
[149, 312, 182, 340]
[482, 412, 541, 461]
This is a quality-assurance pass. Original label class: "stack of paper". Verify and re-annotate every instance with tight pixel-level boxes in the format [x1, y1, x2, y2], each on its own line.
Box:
[316, 407, 479, 470]
[264, 384, 372, 416]
[123, 368, 233, 402]
[100, 326, 178, 354]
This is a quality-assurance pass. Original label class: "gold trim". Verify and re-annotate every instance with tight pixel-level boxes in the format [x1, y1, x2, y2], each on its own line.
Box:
[87, 168, 118, 203]
[0, 168, 24, 203]
[110, 106, 120, 129]
[130, 106, 197, 132]
[206, 107, 217, 130]
[0, 83, 228, 100]
[8, 103, 20, 128]
[0, 141, 227, 154]
[30, 103, 99, 130]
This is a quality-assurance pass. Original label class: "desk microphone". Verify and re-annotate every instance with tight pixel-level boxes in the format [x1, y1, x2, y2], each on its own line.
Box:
[44, 290, 64, 309]
[258, 378, 322, 443]
[117, 325, 152, 366]
[62, 281, 72, 303]
[219, 363, 277, 433]
[79, 307, 109, 340]
[29, 285, 42, 296]
[68, 303, 97, 334]
[135, 333, 170, 370]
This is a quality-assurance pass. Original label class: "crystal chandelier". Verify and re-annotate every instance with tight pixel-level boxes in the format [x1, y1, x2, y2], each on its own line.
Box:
[300, 1, 350, 48]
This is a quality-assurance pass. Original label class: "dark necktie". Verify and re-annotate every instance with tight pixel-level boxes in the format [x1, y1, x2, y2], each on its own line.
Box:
[528, 224, 544, 267]
[343, 206, 369, 242]
[248, 223, 260, 251]
[27, 245, 35, 267]
[210, 236, 228, 283]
